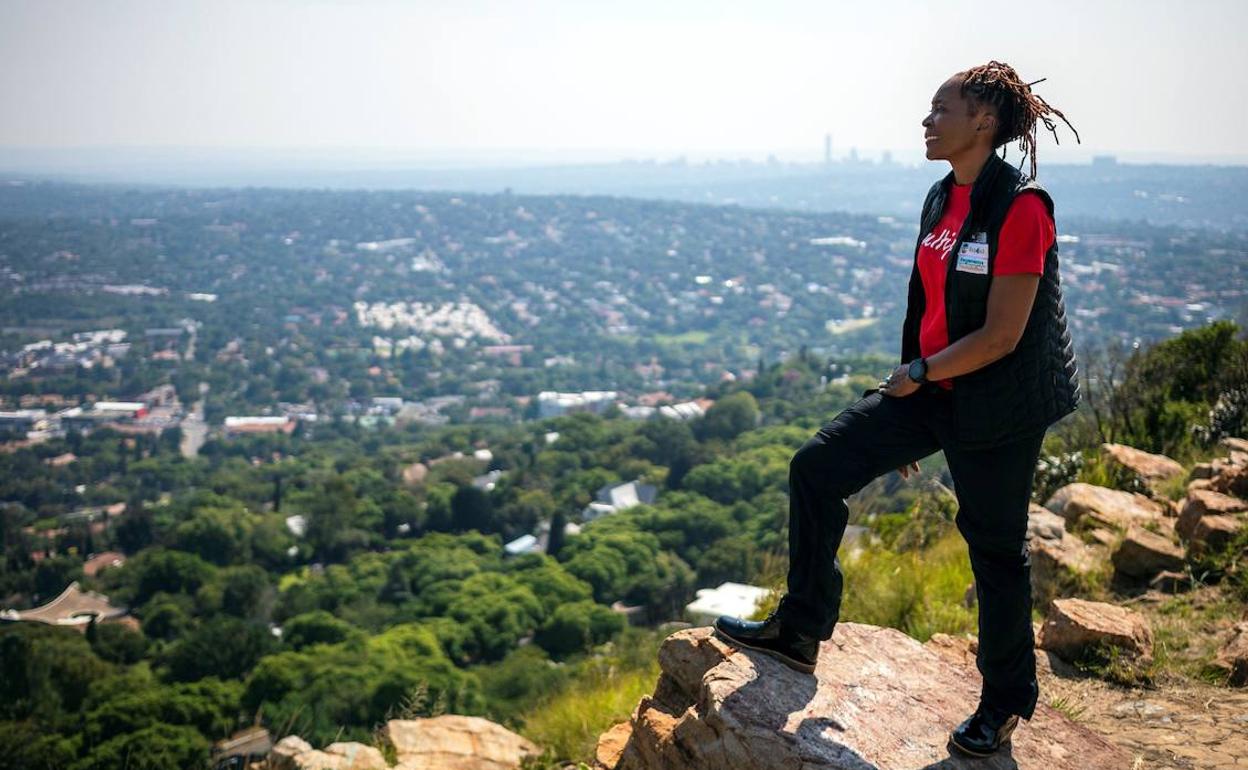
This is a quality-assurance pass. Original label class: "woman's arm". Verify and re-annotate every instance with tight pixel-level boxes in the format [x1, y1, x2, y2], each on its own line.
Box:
[924, 273, 1041, 381]
[879, 273, 1041, 398]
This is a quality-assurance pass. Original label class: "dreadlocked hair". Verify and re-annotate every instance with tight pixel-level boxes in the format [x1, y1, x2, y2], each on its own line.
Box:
[958, 60, 1080, 179]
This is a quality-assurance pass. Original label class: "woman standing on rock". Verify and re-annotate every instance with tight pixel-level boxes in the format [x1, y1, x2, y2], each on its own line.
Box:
[715, 61, 1081, 757]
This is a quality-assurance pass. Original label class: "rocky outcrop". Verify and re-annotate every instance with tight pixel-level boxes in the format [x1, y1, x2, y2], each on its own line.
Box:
[596, 624, 1131, 769]
[1037, 598, 1153, 664]
[269, 717, 539, 770]
[384, 715, 539, 770]
[1044, 483, 1165, 532]
[1100, 443, 1184, 495]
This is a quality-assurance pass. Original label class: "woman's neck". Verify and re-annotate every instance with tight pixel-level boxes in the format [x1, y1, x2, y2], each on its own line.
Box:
[949, 145, 994, 186]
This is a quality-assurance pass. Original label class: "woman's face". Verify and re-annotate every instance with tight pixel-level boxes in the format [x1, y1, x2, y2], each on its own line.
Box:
[922, 75, 993, 162]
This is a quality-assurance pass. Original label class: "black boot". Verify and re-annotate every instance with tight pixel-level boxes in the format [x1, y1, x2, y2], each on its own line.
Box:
[712, 611, 819, 674]
[948, 704, 1020, 757]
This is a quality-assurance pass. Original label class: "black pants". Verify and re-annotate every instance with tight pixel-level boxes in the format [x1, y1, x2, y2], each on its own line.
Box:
[774, 384, 1045, 719]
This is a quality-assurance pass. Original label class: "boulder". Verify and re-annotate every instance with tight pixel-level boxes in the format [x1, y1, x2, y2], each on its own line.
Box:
[1027, 503, 1067, 541]
[385, 715, 539, 770]
[1044, 483, 1165, 531]
[1029, 535, 1104, 605]
[1220, 436, 1248, 455]
[1037, 598, 1153, 664]
[1213, 621, 1248, 686]
[1111, 525, 1185, 579]
[597, 625, 1132, 769]
[1189, 462, 1215, 481]
[1176, 488, 1248, 540]
[1211, 463, 1248, 498]
[1100, 443, 1184, 493]
[324, 743, 388, 770]
[270, 736, 314, 770]
[267, 740, 388, 770]
[1187, 514, 1244, 555]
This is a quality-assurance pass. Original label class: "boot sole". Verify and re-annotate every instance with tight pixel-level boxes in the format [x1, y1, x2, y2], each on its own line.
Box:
[712, 624, 817, 674]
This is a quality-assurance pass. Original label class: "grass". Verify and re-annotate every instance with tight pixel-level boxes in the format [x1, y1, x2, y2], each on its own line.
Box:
[1047, 694, 1087, 723]
[752, 527, 978, 643]
[653, 330, 711, 346]
[515, 629, 664, 767]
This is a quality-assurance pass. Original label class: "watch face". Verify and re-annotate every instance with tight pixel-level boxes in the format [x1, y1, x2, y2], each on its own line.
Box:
[909, 360, 926, 380]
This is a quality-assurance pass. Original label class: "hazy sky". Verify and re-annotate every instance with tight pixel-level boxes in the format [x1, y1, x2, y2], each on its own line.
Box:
[2, 0, 1246, 164]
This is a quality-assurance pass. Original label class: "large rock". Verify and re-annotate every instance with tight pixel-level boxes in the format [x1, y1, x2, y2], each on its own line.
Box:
[1100, 443, 1184, 494]
[1188, 514, 1245, 555]
[1027, 503, 1067, 541]
[1211, 462, 1248, 498]
[1176, 488, 1248, 540]
[1213, 621, 1248, 686]
[1044, 483, 1165, 532]
[1037, 598, 1153, 664]
[324, 743, 388, 770]
[385, 715, 539, 770]
[270, 736, 314, 770]
[268, 739, 388, 770]
[597, 625, 1131, 770]
[1111, 525, 1184, 579]
[1029, 535, 1104, 604]
[1222, 436, 1248, 454]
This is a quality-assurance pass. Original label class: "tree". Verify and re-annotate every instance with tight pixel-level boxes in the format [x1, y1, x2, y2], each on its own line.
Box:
[70, 723, 209, 770]
[282, 611, 362, 650]
[86, 621, 148, 665]
[697, 391, 760, 442]
[164, 617, 274, 682]
[450, 485, 495, 533]
[533, 600, 625, 658]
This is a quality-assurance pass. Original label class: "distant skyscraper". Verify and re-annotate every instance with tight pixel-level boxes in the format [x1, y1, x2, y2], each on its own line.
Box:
[824, 134, 832, 165]
[881, 150, 893, 165]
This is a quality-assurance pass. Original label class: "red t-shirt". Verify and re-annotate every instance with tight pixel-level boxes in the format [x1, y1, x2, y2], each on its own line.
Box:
[917, 182, 1054, 389]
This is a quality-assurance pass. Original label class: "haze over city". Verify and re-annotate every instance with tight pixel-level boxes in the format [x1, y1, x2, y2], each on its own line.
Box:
[2, 0, 1247, 178]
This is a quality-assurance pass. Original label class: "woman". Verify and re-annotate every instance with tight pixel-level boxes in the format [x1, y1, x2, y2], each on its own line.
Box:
[715, 61, 1081, 757]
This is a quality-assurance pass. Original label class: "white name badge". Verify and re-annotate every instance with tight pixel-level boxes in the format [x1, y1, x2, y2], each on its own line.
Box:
[955, 239, 989, 275]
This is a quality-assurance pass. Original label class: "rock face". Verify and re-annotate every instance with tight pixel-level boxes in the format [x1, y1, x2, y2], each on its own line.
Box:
[596, 625, 1131, 770]
[1037, 598, 1153, 664]
[1100, 443, 1184, 493]
[1044, 483, 1165, 532]
[384, 715, 539, 770]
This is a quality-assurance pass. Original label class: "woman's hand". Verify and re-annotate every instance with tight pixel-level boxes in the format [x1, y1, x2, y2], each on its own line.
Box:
[878, 364, 920, 398]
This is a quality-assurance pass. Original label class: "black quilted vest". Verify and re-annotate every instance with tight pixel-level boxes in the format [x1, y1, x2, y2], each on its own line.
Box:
[900, 151, 1080, 449]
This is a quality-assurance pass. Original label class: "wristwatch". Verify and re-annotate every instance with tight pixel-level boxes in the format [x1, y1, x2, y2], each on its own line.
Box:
[907, 357, 929, 384]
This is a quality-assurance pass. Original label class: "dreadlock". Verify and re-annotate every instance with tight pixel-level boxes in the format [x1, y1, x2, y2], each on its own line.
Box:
[958, 60, 1080, 179]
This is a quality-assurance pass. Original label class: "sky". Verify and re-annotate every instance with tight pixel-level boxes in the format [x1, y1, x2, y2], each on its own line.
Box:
[2, 0, 1246, 166]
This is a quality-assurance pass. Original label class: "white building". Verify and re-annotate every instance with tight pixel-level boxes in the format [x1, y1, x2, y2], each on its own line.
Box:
[581, 480, 657, 522]
[684, 582, 773, 626]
